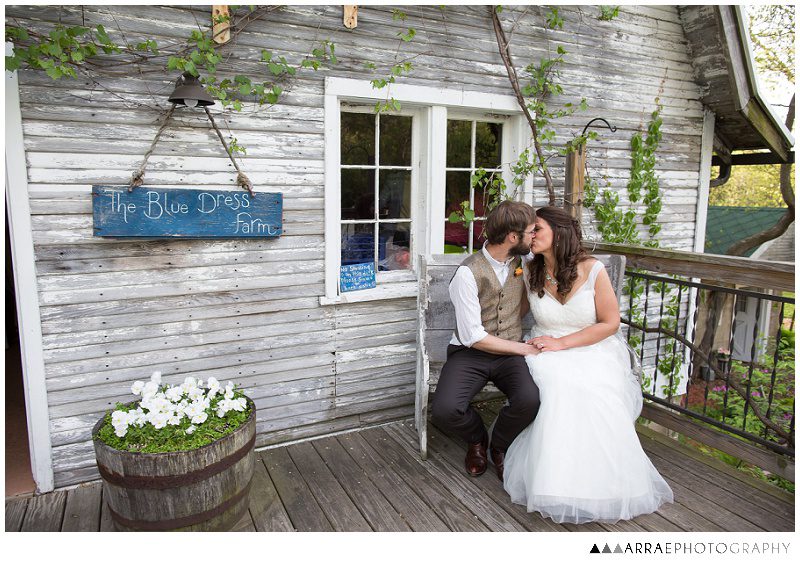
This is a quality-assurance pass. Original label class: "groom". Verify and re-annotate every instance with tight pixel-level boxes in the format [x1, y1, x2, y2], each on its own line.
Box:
[432, 200, 541, 480]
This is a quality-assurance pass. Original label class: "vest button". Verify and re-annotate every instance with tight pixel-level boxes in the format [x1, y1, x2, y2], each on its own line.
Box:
[499, 320, 502, 324]
[499, 307, 503, 311]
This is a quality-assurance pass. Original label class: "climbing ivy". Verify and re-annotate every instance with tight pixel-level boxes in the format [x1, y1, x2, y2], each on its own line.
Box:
[584, 98, 684, 398]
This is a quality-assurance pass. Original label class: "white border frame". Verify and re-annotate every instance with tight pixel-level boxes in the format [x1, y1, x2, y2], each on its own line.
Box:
[322, 77, 525, 304]
[5, 42, 54, 493]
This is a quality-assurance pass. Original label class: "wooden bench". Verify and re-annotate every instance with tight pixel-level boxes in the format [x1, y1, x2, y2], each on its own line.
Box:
[415, 253, 627, 459]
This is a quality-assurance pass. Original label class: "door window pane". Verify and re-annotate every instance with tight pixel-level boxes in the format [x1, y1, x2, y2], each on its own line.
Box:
[475, 122, 503, 168]
[341, 169, 375, 220]
[380, 115, 412, 166]
[446, 120, 471, 168]
[341, 223, 376, 266]
[379, 170, 411, 219]
[341, 112, 375, 165]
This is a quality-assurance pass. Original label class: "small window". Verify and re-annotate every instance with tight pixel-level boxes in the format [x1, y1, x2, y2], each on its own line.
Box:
[340, 111, 413, 272]
[444, 119, 503, 254]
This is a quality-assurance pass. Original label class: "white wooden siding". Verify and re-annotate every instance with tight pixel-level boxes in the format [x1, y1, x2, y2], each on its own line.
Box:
[6, 4, 705, 489]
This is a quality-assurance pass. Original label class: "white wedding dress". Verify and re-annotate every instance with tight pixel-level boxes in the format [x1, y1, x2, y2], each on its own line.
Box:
[503, 260, 674, 524]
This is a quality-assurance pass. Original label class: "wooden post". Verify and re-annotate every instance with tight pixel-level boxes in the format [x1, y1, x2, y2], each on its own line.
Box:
[564, 144, 586, 220]
[212, 5, 231, 44]
[343, 5, 358, 29]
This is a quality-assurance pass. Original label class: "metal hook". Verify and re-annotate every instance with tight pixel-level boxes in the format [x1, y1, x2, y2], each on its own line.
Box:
[581, 117, 617, 138]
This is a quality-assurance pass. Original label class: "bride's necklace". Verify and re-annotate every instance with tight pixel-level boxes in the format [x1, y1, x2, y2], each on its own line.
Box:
[544, 266, 558, 287]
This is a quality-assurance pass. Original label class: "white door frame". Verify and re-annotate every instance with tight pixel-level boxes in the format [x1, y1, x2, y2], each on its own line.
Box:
[5, 42, 54, 493]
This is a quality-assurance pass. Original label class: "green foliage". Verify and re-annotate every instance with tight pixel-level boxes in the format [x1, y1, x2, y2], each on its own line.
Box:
[598, 6, 620, 21]
[447, 168, 509, 228]
[371, 61, 414, 113]
[228, 137, 247, 156]
[95, 398, 253, 453]
[709, 162, 793, 207]
[545, 7, 564, 30]
[5, 23, 121, 79]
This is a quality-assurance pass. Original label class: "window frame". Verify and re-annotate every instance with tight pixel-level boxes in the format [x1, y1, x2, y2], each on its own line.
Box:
[322, 77, 530, 305]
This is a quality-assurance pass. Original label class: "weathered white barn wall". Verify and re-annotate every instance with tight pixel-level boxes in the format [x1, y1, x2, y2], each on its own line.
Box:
[6, 5, 705, 488]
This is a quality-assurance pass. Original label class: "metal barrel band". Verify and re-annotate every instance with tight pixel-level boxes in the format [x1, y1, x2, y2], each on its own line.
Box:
[109, 478, 252, 531]
[98, 434, 255, 489]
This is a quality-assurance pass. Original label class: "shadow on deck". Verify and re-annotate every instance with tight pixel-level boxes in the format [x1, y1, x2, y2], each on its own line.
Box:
[5, 402, 795, 532]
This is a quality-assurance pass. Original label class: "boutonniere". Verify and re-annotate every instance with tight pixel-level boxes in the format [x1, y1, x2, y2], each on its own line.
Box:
[514, 266, 523, 277]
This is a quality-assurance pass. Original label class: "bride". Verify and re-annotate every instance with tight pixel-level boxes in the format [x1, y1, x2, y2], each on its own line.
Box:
[502, 206, 674, 524]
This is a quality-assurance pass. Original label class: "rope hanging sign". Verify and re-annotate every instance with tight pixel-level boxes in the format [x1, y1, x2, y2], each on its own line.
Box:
[129, 103, 254, 197]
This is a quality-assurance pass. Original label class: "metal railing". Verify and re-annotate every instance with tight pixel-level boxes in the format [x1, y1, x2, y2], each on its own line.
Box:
[591, 242, 795, 458]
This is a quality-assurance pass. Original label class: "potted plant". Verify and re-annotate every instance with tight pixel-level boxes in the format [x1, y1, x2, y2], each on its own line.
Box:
[92, 372, 256, 531]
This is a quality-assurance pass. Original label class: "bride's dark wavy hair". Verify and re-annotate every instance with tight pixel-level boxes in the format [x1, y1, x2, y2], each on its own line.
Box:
[528, 206, 589, 298]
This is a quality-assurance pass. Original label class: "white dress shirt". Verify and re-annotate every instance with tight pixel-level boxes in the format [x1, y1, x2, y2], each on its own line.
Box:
[448, 245, 523, 347]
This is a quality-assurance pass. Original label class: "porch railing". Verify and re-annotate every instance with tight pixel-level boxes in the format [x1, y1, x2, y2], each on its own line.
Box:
[591, 242, 795, 480]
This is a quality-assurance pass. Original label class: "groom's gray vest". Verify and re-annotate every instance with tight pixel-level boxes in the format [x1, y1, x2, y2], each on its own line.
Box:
[456, 252, 525, 344]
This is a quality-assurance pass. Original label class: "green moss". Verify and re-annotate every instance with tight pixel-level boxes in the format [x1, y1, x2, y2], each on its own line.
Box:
[94, 399, 253, 453]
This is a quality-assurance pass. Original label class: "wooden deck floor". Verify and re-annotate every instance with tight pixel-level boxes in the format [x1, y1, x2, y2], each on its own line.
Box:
[5, 406, 795, 532]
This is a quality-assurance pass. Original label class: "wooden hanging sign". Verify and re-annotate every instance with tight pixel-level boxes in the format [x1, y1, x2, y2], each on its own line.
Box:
[92, 185, 283, 238]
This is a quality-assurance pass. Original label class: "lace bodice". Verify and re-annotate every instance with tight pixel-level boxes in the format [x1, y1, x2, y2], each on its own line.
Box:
[527, 260, 604, 338]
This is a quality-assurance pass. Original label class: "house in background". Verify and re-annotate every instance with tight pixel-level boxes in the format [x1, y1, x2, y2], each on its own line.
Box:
[5, 5, 794, 494]
[696, 206, 795, 365]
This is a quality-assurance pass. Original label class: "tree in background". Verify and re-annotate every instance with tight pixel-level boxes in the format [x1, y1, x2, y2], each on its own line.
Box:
[711, 4, 795, 256]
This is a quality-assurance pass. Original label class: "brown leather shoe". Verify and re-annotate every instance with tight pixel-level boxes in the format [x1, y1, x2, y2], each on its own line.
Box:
[489, 446, 505, 481]
[464, 431, 488, 477]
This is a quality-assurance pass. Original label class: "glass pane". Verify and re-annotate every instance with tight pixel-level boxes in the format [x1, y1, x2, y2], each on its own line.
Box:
[473, 220, 487, 250]
[341, 112, 375, 165]
[341, 169, 375, 220]
[379, 222, 411, 271]
[380, 115, 412, 166]
[446, 120, 471, 168]
[444, 170, 471, 252]
[379, 170, 411, 219]
[475, 122, 502, 168]
[341, 223, 375, 266]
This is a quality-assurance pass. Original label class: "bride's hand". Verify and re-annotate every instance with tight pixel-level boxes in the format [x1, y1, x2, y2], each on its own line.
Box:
[526, 335, 564, 353]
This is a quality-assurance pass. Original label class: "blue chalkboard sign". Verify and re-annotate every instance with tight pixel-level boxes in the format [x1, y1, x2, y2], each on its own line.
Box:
[92, 185, 282, 238]
[340, 262, 376, 292]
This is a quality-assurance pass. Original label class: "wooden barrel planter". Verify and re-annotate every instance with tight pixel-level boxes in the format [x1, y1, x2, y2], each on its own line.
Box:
[92, 398, 256, 532]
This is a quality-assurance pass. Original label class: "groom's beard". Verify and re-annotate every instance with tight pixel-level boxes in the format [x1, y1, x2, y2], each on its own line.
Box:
[510, 240, 531, 256]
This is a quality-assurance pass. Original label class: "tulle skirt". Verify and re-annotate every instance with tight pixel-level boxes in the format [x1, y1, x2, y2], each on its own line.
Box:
[503, 335, 673, 524]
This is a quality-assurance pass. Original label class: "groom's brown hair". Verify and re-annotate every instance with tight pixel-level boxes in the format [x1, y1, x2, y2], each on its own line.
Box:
[484, 200, 536, 245]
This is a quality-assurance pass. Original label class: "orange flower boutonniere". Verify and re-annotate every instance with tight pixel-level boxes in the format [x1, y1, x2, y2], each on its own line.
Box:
[514, 267, 523, 277]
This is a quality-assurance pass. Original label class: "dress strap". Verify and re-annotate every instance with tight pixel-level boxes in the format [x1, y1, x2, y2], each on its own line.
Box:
[586, 260, 604, 289]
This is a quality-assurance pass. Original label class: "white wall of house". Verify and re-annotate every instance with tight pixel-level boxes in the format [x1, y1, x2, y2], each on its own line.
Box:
[5, 5, 705, 489]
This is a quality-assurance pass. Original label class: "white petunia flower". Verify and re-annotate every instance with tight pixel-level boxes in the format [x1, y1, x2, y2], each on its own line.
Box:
[131, 381, 145, 396]
[224, 382, 235, 400]
[185, 425, 197, 435]
[191, 412, 208, 425]
[149, 412, 169, 429]
[150, 371, 162, 385]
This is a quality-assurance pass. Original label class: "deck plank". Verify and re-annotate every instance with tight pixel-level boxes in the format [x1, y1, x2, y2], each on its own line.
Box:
[61, 482, 102, 532]
[400, 422, 568, 532]
[5, 497, 28, 532]
[20, 489, 67, 532]
[262, 446, 333, 532]
[231, 510, 256, 531]
[248, 456, 294, 532]
[311, 437, 412, 532]
[386, 422, 527, 531]
[427, 420, 613, 532]
[360, 427, 491, 531]
[650, 500, 723, 531]
[646, 451, 764, 531]
[286, 442, 373, 531]
[636, 423, 794, 505]
[639, 433, 794, 530]
[336, 431, 451, 531]
[99, 496, 115, 532]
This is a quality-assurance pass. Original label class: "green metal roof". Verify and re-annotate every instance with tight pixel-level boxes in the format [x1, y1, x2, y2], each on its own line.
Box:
[705, 206, 788, 256]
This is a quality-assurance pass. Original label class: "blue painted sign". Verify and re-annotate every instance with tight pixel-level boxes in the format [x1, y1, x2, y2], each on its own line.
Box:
[92, 185, 282, 238]
[340, 262, 376, 292]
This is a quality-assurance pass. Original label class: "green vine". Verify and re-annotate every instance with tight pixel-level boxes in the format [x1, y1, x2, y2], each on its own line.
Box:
[585, 98, 683, 397]
[598, 6, 620, 21]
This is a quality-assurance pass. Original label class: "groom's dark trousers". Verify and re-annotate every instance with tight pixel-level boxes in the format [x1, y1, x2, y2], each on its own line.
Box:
[432, 345, 540, 452]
